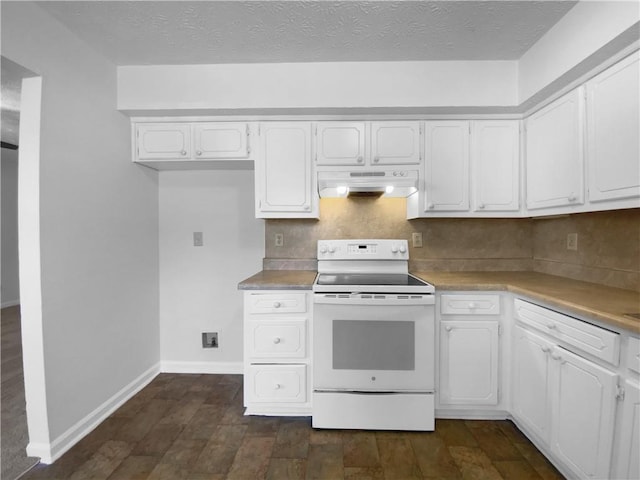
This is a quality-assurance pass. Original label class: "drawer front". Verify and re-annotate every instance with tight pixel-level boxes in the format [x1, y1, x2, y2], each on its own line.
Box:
[247, 365, 307, 403]
[247, 293, 307, 314]
[248, 320, 306, 360]
[628, 336, 640, 374]
[441, 294, 501, 315]
[514, 299, 620, 365]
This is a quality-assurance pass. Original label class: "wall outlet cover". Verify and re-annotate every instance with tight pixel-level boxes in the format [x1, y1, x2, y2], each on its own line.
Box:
[567, 233, 578, 251]
[412, 232, 423, 248]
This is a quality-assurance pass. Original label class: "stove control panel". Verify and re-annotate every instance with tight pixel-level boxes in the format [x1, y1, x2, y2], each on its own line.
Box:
[318, 239, 409, 260]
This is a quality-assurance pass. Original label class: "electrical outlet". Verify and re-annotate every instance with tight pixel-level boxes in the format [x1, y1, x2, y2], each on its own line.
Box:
[275, 233, 284, 247]
[412, 232, 423, 248]
[202, 332, 218, 348]
[193, 232, 204, 247]
[567, 233, 578, 251]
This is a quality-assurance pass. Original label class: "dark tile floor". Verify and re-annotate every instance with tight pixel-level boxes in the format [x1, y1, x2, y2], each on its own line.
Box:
[21, 373, 565, 479]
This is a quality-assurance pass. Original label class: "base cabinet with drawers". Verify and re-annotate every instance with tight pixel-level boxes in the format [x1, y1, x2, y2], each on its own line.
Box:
[437, 294, 502, 410]
[512, 299, 620, 480]
[243, 290, 312, 415]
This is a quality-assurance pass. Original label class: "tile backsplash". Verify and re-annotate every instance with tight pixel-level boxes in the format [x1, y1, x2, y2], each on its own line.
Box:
[531, 208, 639, 291]
[265, 199, 639, 292]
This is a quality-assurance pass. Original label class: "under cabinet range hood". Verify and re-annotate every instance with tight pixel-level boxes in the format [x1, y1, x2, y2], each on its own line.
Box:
[318, 170, 419, 198]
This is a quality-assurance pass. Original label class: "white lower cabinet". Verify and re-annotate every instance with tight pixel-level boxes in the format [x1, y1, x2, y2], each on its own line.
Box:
[243, 290, 312, 415]
[550, 345, 617, 479]
[440, 320, 499, 405]
[614, 380, 640, 479]
[512, 320, 619, 479]
[512, 326, 553, 443]
[438, 294, 502, 409]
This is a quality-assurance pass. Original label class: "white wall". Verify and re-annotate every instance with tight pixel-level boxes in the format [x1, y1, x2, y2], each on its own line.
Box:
[518, 1, 640, 103]
[159, 170, 264, 372]
[1, 2, 160, 461]
[118, 60, 518, 113]
[1, 148, 20, 307]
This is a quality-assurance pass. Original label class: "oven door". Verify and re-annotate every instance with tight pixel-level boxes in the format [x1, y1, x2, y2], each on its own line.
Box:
[313, 293, 435, 392]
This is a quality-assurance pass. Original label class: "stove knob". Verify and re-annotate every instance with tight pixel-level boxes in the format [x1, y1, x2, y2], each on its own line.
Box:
[399, 244, 407, 254]
[328, 245, 336, 253]
[391, 245, 398, 253]
[319, 245, 327, 254]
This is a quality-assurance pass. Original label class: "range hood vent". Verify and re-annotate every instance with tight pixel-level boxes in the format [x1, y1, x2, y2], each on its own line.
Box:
[318, 170, 419, 198]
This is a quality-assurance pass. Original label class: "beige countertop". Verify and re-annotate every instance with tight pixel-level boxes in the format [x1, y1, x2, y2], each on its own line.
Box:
[413, 271, 640, 333]
[238, 269, 640, 333]
[238, 270, 316, 290]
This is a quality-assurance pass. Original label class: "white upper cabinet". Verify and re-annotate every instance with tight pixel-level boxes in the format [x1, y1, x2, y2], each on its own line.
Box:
[136, 123, 191, 160]
[370, 122, 421, 165]
[525, 88, 585, 211]
[193, 123, 250, 159]
[471, 121, 520, 212]
[315, 121, 421, 167]
[256, 122, 317, 218]
[315, 122, 366, 166]
[424, 121, 470, 212]
[586, 53, 640, 203]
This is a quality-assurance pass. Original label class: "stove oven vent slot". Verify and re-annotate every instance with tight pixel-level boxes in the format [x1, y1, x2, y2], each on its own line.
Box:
[398, 295, 409, 299]
[374, 295, 386, 299]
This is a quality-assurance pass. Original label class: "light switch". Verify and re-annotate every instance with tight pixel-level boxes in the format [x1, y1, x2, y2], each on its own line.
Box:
[193, 232, 204, 247]
[412, 232, 423, 248]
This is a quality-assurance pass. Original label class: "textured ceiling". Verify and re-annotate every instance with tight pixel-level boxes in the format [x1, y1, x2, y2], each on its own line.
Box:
[36, 1, 577, 65]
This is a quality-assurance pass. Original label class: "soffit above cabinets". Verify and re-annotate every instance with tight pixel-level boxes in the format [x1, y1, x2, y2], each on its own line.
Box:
[35, 1, 576, 66]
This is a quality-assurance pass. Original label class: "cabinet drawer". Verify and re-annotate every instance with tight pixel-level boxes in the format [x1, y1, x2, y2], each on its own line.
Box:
[514, 299, 620, 365]
[247, 293, 307, 314]
[247, 365, 307, 403]
[628, 336, 640, 374]
[247, 320, 306, 360]
[441, 294, 500, 315]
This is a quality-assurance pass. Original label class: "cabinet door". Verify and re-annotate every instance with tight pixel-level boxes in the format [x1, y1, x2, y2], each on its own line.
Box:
[614, 380, 640, 480]
[586, 53, 640, 202]
[424, 121, 470, 211]
[525, 88, 585, 210]
[370, 121, 421, 165]
[550, 346, 617, 480]
[316, 122, 366, 166]
[512, 326, 553, 444]
[257, 122, 316, 217]
[136, 123, 191, 160]
[440, 320, 499, 405]
[193, 123, 250, 159]
[472, 121, 520, 212]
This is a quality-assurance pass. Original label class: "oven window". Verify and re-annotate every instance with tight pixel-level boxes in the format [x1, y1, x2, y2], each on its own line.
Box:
[332, 320, 415, 371]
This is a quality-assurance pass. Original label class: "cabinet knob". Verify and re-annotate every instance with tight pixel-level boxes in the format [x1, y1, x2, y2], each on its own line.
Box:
[551, 353, 562, 361]
[304, 205, 311, 211]
[196, 150, 202, 156]
[478, 203, 485, 209]
[568, 193, 576, 202]
[357, 156, 364, 163]
[180, 150, 187, 156]
[445, 326, 453, 332]
[547, 323, 556, 329]
[373, 156, 379, 163]
[274, 383, 281, 390]
[427, 203, 434, 210]
[541, 346, 551, 353]
[273, 302, 281, 308]
[273, 337, 281, 344]
[468, 302, 476, 309]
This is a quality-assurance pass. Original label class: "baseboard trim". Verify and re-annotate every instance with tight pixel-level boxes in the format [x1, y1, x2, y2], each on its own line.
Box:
[27, 362, 160, 464]
[1, 299, 20, 308]
[160, 361, 243, 375]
